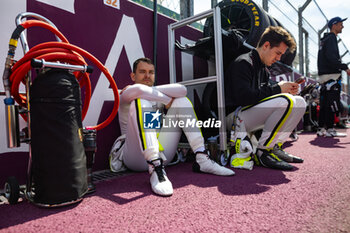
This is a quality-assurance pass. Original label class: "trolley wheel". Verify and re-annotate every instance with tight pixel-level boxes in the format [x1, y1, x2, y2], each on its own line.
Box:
[4, 176, 20, 205]
[217, 151, 229, 166]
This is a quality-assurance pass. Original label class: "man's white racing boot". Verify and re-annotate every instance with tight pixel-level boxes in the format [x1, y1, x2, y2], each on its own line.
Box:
[193, 151, 235, 176]
[148, 159, 173, 196]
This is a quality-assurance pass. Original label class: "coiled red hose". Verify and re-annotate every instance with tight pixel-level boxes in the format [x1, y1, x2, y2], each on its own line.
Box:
[9, 20, 119, 131]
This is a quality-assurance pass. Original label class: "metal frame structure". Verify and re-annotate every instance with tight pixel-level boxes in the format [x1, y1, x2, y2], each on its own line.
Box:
[176, 0, 350, 93]
[298, 0, 312, 76]
[168, 6, 227, 151]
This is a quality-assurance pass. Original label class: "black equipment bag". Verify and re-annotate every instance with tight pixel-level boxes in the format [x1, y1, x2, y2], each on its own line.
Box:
[30, 69, 88, 205]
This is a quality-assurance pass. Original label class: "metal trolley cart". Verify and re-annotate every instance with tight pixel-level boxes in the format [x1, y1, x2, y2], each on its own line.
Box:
[2, 12, 119, 207]
[168, 3, 302, 166]
[168, 7, 230, 166]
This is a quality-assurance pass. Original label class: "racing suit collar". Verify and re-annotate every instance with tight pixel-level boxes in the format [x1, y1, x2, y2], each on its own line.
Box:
[251, 49, 266, 69]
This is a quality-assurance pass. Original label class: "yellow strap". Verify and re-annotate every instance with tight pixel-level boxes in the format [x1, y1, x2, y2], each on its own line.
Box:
[9, 39, 18, 47]
[252, 154, 260, 166]
[270, 152, 282, 161]
[231, 157, 251, 167]
[235, 138, 241, 154]
[136, 99, 147, 150]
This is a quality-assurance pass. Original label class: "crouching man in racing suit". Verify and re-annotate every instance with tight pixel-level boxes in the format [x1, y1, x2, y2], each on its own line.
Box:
[110, 58, 234, 197]
[225, 26, 306, 171]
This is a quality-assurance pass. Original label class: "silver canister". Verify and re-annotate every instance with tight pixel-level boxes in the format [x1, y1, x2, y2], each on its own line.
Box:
[5, 104, 20, 148]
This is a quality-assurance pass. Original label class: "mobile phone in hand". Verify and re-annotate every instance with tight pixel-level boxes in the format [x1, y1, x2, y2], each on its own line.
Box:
[295, 77, 305, 84]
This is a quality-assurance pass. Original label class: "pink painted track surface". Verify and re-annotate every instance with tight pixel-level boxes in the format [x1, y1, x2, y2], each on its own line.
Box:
[1, 128, 350, 233]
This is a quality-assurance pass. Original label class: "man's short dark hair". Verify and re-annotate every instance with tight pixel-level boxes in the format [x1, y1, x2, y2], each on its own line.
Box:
[257, 26, 296, 53]
[132, 57, 154, 73]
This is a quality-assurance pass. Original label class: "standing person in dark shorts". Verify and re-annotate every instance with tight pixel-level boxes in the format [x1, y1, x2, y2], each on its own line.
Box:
[317, 17, 350, 137]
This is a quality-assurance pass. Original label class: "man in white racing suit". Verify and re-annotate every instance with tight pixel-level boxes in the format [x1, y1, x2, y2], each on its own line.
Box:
[225, 27, 306, 171]
[111, 58, 234, 196]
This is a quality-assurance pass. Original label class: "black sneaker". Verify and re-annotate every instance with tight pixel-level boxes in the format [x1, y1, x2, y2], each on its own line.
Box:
[256, 149, 294, 171]
[272, 144, 304, 163]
